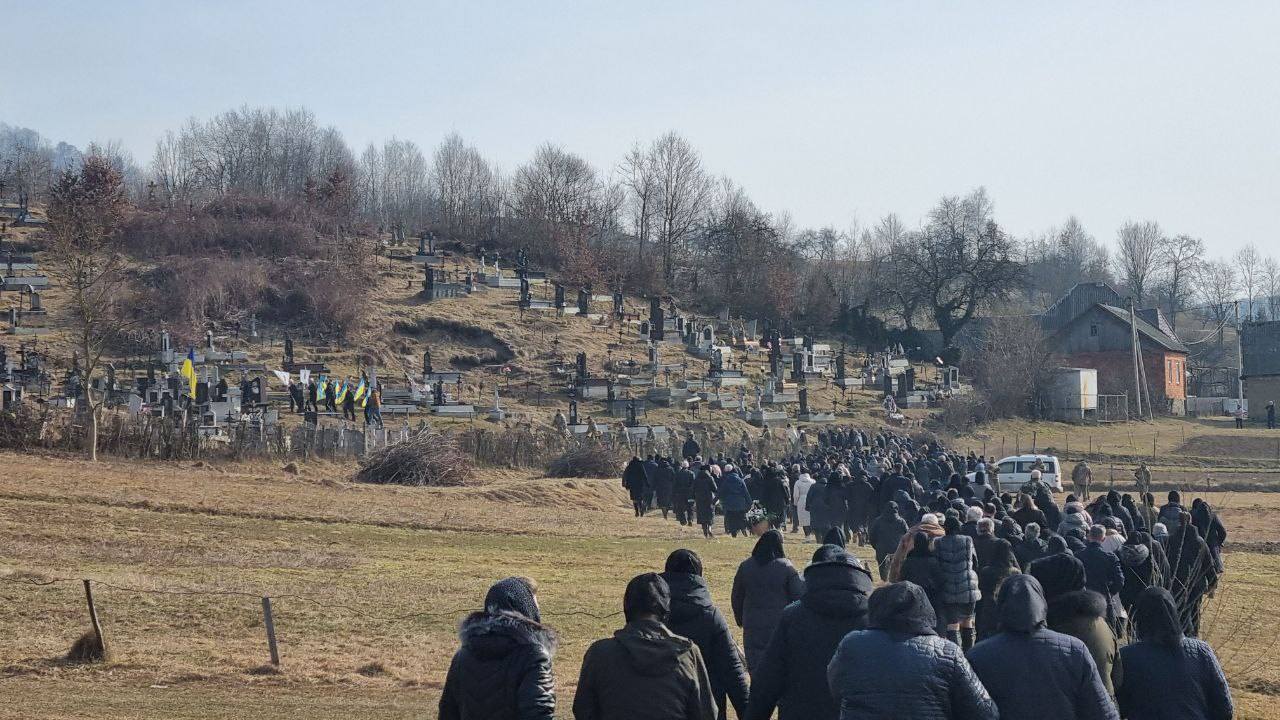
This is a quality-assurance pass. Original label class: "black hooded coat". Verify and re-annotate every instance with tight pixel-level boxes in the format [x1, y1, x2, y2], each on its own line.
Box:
[660, 571, 750, 720]
[745, 546, 872, 720]
[967, 574, 1119, 720]
[439, 611, 557, 720]
[826, 582, 996, 720]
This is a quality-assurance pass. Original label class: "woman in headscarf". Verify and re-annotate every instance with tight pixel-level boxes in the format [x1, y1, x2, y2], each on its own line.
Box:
[661, 550, 749, 720]
[1190, 499, 1227, 578]
[1166, 511, 1218, 637]
[888, 512, 945, 583]
[692, 463, 720, 539]
[1119, 530, 1164, 618]
[439, 577, 557, 720]
[1117, 587, 1233, 720]
[897, 531, 943, 621]
[975, 533, 1021, 642]
[731, 529, 805, 672]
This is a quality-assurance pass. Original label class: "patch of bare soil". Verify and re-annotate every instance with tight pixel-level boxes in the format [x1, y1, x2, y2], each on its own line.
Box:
[1175, 435, 1280, 460]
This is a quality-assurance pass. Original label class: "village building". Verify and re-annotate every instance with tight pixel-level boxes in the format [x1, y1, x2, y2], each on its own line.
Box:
[1241, 320, 1280, 419]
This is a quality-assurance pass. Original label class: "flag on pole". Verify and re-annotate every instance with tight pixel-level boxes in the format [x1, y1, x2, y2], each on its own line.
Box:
[299, 368, 311, 386]
[334, 381, 347, 404]
[179, 348, 197, 398]
[353, 379, 367, 403]
[317, 375, 327, 400]
[271, 370, 291, 387]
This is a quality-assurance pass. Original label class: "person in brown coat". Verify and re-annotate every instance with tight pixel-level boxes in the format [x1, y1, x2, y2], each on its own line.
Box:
[574, 573, 718, 720]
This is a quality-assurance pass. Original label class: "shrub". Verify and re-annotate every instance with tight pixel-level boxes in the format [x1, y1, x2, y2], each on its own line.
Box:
[547, 441, 624, 478]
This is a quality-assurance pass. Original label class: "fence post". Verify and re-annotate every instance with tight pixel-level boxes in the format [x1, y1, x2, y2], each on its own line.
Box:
[262, 596, 281, 667]
[83, 579, 107, 657]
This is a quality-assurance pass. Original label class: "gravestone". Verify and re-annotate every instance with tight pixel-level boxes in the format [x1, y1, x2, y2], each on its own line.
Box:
[613, 289, 624, 318]
[284, 334, 295, 366]
[423, 350, 433, 377]
[569, 399, 579, 427]
[575, 352, 587, 383]
[799, 387, 809, 415]
[649, 297, 664, 341]
[554, 283, 566, 311]
[577, 287, 590, 316]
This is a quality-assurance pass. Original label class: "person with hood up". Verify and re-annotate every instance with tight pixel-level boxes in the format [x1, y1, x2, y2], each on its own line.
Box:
[889, 512, 946, 582]
[868, 501, 910, 581]
[718, 465, 753, 538]
[1059, 503, 1090, 537]
[1117, 586, 1233, 720]
[1014, 522, 1048, 571]
[692, 464, 720, 539]
[651, 457, 676, 520]
[935, 515, 982, 649]
[1076, 524, 1126, 629]
[660, 550, 749, 720]
[975, 527, 1021, 642]
[731, 529, 805, 672]
[967, 574, 1119, 720]
[623, 457, 651, 517]
[574, 573, 718, 720]
[1166, 511, 1218, 637]
[827, 581, 997, 720]
[745, 544, 874, 720]
[805, 472, 832, 540]
[791, 470, 816, 537]
[846, 470, 876, 545]
[1118, 531, 1165, 615]
[1191, 499, 1227, 578]
[1105, 490, 1135, 535]
[440, 577, 557, 720]
[760, 466, 791, 529]
[1030, 551, 1123, 696]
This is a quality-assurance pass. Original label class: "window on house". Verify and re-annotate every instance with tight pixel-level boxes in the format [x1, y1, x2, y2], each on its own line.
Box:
[1090, 324, 1099, 337]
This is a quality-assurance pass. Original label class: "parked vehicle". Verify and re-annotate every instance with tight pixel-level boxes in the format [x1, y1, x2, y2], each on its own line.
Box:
[968, 454, 1063, 493]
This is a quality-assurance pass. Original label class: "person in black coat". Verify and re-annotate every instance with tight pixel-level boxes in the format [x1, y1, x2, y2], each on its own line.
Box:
[622, 457, 650, 517]
[760, 467, 791, 529]
[653, 458, 676, 520]
[1167, 511, 1218, 637]
[746, 544, 873, 720]
[1014, 523, 1048, 571]
[682, 433, 701, 461]
[1076, 525, 1125, 627]
[439, 577, 556, 720]
[846, 472, 876, 543]
[868, 502, 910, 581]
[827, 581, 996, 720]
[672, 462, 696, 526]
[660, 550, 749, 720]
[1117, 587, 1233, 720]
[692, 466, 719, 538]
[806, 475, 832, 541]
[968, 574, 1118, 720]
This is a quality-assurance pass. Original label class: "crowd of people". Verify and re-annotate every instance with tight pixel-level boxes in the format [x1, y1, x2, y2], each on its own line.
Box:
[439, 427, 1235, 719]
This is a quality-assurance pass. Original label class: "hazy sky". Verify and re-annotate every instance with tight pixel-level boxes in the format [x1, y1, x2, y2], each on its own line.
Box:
[10, 1, 1279, 254]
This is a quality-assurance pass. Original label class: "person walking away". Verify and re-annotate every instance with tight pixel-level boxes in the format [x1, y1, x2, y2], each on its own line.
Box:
[935, 515, 982, 649]
[731, 529, 804, 673]
[791, 470, 815, 538]
[897, 531, 943, 618]
[1166, 511, 1218, 637]
[805, 473, 831, 541]
[367, 384, 383, 428]
[1191, 499, 1227, 581]
[975, 530, 1020, 642]
[1158, 491, 1185, 537]
[653, 457, 675, 520]
[1072, 460, 1093, 501]
[306, 379, 318, 412]
[967, 574, 1119, 720]
[574, 573, 717, 720]
[1076, 524, 1126, 630]
[692, 465, 720, 539]
[1014, 522, 1048, 571]
[746, 544, 873, 720]
[1268, 400, 1276, 430]
[439, 577, 556, 720]
[868, 501, 909, 581]
[718, 465, 753, 537]
[623, 456, 650, 517]
[672, 461, 695, 526]
[660, 550, 749, 720]
[827, 582, 997, 720]
[1012, 493, 1048, 532]
[1117, 587, 1233, 720]
[1030, 551, 1123, 697]
[1119, 531, 1164, 618]
[342, 380, 357, 421]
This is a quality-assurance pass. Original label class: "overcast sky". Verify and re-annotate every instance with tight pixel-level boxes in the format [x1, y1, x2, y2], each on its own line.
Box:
[10, 1, 1278, 254]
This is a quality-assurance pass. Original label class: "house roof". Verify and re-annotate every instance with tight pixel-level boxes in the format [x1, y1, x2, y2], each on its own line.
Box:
[1242, 321, 1280, 377]
[1096, 304, 1188, 354]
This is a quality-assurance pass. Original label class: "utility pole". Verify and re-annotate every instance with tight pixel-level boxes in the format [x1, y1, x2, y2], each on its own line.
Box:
[1129, 298, 1143, 419]
[1236, 300, 1245, 420]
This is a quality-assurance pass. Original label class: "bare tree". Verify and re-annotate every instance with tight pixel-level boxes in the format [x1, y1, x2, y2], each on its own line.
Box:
[46, 153, 131, 461]
[1235, 244, 1261, 319]
[650, 132, 710, 286]
[1262, 255, 1280, 321]
[1195, 259, 1238, 348]
[617, 142, 657, 268]
[1158, 234, 1204, 331]
[1115, 220, 1163, 305]
[894, 188, 1022, 347]
[431, 132, 497, 239]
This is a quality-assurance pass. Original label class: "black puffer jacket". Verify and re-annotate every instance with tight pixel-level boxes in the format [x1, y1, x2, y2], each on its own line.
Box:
[439, 611, 557, 720]
[827, 582, 996, 720]
[660, 571, 750, 719]
[746, 547, 873, 720]
[967, 574, 1119, 720]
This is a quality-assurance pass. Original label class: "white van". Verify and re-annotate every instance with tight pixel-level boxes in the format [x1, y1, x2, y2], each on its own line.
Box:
[967, 454, 1062, 494]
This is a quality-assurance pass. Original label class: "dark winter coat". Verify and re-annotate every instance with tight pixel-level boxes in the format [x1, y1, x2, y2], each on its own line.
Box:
[745, 549, 872, 720]
[1075, 542, 1125, 623]
[574, 619, 718, 720]
[760, 471, 791, 521]
[967, 574, 1119, 720]
[868, 506, 910, 557]
[660, 571, 749, 720]
[731, 555, 805, 672]
[1117, 588, 1232, 720]
[653, 462, 676, 508]
[1046, 590, 1122, 696]
[847, 475, 876, 529]
[623, 459, 650, 503]
[439, 611, 557, 720]
[935, 533, 981, 607]
[827, 582, 997, 720]
[806, 480, 832, 532]
[719, 471, 752, 513]
[1014, 535, 1048, 571]
[672, 468, 695, 508]
[683, 437, 702, 459]
[692, 469, 718, 524]
[1118, 542, 1159, 611]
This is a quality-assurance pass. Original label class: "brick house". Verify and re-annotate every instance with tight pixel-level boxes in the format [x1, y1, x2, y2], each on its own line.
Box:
[1041, 283, 1189, 415]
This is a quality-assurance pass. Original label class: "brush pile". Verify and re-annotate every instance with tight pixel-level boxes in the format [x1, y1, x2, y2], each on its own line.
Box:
[547, 441, 623, 478]
[355, 429, 473, 487]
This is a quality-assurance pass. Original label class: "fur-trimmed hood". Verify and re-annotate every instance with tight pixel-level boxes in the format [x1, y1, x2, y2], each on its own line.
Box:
[1045, 589, 1106, 626]
[459, 610, 557, 660]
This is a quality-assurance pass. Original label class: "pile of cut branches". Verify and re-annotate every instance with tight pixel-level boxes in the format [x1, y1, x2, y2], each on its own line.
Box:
[355, 429, 473, 487]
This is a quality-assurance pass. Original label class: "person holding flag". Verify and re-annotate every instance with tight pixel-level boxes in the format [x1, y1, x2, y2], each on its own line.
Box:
[342, 377, 359, 421]
[179, 348, 198, 409]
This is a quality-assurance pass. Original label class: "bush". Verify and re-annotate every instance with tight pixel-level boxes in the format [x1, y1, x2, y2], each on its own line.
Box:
[355, 430, 473, 486]
[547, 441, 623, 478]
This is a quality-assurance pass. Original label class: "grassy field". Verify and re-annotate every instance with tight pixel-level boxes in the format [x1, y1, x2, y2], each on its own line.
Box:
[2, 444, 1280, 720]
